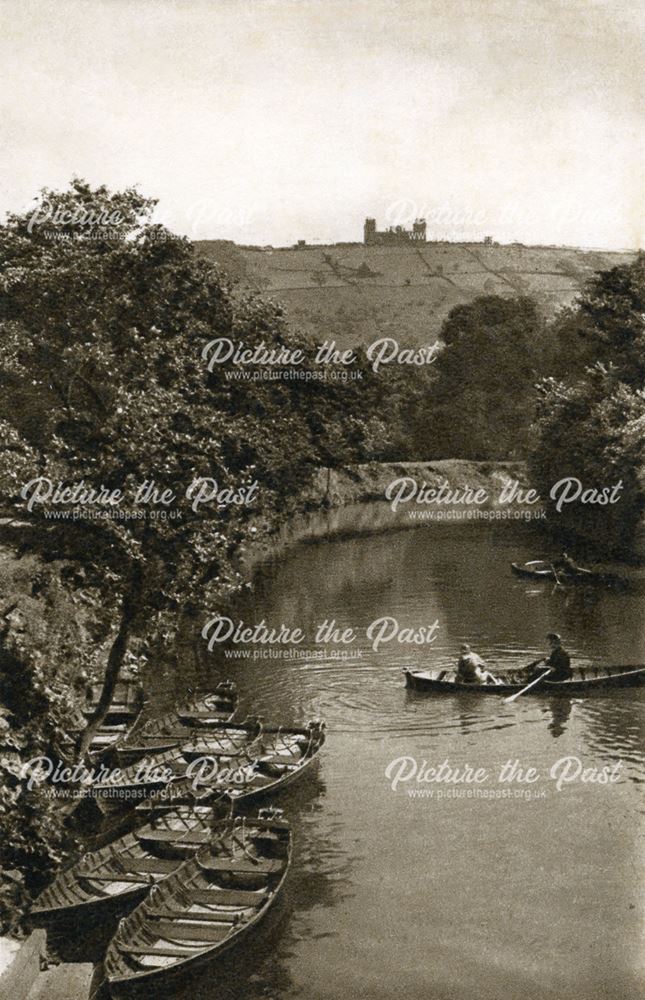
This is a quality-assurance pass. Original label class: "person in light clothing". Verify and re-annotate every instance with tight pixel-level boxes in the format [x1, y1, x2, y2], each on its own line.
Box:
[456, 644, 500, 684]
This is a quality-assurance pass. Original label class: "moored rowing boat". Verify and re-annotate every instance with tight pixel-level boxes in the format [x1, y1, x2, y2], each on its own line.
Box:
[30, 800, 231, 927]
[214, 719, 326, 803]
[104, 807, 291, 996]
[71, 679, 146, 764]
[94, 719, 326, 812]
[116, 682, 238, 765]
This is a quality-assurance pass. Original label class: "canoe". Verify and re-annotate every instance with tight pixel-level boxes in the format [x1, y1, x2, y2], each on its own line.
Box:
[94, 719, 326, 812]
[105, 807, 291, 996]
[71, 678, 146, 764]
[116, 682, 238, 765]
[30, 800, 231, 926]
[404, 663, 645, 694]
[510, 561, 628, 587]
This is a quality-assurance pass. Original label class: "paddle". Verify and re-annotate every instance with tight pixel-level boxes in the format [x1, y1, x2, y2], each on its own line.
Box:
[504, 668, 553, 704]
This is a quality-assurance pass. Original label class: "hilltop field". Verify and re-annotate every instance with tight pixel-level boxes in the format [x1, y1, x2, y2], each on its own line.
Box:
[194, 240, 636, 347]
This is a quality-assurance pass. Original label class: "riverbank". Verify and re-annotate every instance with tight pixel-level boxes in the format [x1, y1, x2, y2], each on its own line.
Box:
[0, 454, 639, 939]
[0, 461, 532, 688]
[0, 461, 531, 680]
[0, 456, 577, 937]
[241, 459, 535, 571]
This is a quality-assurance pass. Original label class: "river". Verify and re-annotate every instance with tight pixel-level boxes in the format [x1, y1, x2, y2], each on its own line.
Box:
[145, 519, 644, 1000]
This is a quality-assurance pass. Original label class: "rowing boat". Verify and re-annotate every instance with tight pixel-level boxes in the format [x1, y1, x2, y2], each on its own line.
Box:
[207, 719, 327, 803]
[105, 807, 291, 996]
[116, 682, 238, 765]
[510, 561, 628, 587]
[404, 663, 645, 694]
[95, 718, 273, 806]
[30, 800, 231, 927]
[71, 678, 146, 764]
[94, 719, 326, 812]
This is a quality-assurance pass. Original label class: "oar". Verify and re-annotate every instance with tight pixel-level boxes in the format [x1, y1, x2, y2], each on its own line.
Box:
[504, 668, 552, 703]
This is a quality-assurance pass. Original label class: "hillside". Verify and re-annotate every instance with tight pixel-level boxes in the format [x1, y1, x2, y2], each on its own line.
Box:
[194, 240, 636, 348]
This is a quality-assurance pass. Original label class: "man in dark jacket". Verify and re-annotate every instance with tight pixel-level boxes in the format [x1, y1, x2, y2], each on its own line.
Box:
[526, 633, 572, 683]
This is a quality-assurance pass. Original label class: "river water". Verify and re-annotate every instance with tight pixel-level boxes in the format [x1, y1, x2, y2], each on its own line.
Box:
[146, 520, 644, 1000]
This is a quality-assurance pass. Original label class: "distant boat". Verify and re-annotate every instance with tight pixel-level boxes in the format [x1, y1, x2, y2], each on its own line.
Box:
[510, 560, 628, 588]
[104, 807, 291, 996]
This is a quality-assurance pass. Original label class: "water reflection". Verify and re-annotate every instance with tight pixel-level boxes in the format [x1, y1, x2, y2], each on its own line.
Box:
[545, 697, 572, 738]
[131, 521, 645, 1000]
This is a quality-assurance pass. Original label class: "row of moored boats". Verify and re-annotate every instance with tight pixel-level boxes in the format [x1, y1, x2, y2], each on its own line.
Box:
[32, 680, 326, 996]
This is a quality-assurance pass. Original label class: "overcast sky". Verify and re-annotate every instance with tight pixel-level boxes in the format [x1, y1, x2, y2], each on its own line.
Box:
[1, 0, 643, 248]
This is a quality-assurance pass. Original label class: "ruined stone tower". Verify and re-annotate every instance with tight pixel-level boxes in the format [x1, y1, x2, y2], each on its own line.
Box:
[363, 217, 426, 245]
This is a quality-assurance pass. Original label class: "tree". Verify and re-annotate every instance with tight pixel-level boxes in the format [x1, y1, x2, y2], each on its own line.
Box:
[574, 254, 645, 386]
[529, 367, 645, 553]
[425, 295, 547, 460]
[0, 179, 393, 760]
[528, 255, 645, 554]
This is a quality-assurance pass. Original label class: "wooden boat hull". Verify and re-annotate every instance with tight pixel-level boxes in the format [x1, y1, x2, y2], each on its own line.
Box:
[404, 664, 645, 695]
[192, 721, 327, 804]
[71, 679, 146, 765]
[95, 720, 326, 813]
[30, 803, 223, 927]
[105, 808, 291, 996]
[116, 682, 238, 766]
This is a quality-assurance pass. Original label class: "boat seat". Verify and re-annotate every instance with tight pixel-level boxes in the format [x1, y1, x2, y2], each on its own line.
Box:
[178, 712, 231, 722]
[184, 887, 266, 906]
[130, 732, 190, 744]
[117, 857, 182, 874]
[198, 855, 283, 874]
[128, 735, 180, 745]
[137, 829, 210, 844]
[117, 944, 200, 958]
[257, 755, 297, 767]
[184, 746, 252, 758]
[186, 885, 268, 905]
[77, 870, 154, 884]
[154, 920, 233, 941]
[147, 905, 249, 922]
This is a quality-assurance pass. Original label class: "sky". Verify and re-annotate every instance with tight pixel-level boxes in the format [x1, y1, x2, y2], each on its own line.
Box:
[0, 0, 643, 249]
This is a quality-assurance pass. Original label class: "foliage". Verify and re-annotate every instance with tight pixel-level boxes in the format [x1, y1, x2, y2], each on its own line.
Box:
[528, 255, 645, 554]
[0, 179, 410, 925]
[529, 367, 645, 553]
[575, 255, 645, 385]
[421, 295, 548, 460]
[0, 654, 78, 933]
[0, 180, 396, 654]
